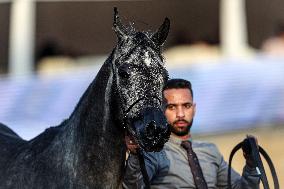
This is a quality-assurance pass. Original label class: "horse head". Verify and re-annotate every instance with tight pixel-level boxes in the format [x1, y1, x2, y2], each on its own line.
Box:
[112, 8, 171, 152]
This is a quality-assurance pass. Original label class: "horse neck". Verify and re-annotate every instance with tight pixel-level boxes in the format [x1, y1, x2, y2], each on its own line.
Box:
[61, 55, 126, 185]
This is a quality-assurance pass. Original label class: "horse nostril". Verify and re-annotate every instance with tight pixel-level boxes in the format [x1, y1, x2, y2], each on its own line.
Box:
[146, 121, 157, 136]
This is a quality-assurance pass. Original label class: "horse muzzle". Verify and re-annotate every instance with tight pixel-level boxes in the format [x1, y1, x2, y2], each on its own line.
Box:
[130, 107, 170, 152]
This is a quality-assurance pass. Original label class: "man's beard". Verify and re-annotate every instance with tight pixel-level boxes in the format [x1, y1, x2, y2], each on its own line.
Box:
[170, 119, 194, 136]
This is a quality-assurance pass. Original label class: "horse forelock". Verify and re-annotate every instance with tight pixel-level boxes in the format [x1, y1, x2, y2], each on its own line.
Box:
[114, 35, 165, 68]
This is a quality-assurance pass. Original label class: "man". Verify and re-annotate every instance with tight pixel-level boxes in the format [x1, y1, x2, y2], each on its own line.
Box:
[123, 78, 260, 188]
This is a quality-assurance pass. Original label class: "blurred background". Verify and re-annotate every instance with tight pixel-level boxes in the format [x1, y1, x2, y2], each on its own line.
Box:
[0, 0, 283, 186]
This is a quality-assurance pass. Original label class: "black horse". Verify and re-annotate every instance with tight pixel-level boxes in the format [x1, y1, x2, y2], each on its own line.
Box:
[0, 8, 170, 189]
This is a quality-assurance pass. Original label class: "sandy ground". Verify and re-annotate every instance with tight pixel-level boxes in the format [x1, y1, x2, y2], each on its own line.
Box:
[196, 125, 283, 188]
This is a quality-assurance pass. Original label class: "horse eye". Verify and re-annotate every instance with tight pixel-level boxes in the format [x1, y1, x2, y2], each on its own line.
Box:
[118, 64, 130, 79]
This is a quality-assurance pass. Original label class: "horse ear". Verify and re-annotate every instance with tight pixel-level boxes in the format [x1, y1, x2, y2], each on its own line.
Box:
[113, 7, 128, 39]
[151, 17, 170, 47]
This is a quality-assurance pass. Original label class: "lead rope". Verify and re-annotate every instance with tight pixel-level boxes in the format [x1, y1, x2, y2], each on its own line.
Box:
[137, 149, 151, 189]
[227, 135, 279, 189]
[258, 146, 279, 189]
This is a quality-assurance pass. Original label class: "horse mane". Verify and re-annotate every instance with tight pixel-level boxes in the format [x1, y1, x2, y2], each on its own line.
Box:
[67, 50, 115, 123]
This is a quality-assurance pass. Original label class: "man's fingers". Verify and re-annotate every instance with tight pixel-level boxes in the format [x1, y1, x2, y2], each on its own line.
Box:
[125, 135, 139, 154]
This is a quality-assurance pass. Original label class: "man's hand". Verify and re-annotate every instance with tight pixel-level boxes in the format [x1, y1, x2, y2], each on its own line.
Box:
[125, 135, 139, 154]
[242, 135, 258, 168]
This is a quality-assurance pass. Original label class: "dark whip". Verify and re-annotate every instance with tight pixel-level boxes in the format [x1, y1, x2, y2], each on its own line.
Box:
[228, 135, 279, 189]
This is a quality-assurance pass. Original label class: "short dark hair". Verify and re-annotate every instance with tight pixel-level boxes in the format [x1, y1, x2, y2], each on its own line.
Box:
[162, 78, 193, 98]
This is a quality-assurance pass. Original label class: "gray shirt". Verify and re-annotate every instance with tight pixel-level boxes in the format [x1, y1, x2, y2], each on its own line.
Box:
[123, 135, 260, 189]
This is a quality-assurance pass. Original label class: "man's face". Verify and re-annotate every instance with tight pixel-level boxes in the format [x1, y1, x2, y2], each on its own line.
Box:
[163, 88, 196, 136]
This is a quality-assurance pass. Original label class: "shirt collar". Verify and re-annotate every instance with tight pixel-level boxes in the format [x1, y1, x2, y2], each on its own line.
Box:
[169, 134, 192, 146]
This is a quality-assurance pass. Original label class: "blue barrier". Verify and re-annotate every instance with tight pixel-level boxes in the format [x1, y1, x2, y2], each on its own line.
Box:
[0, 57, 284, 139]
